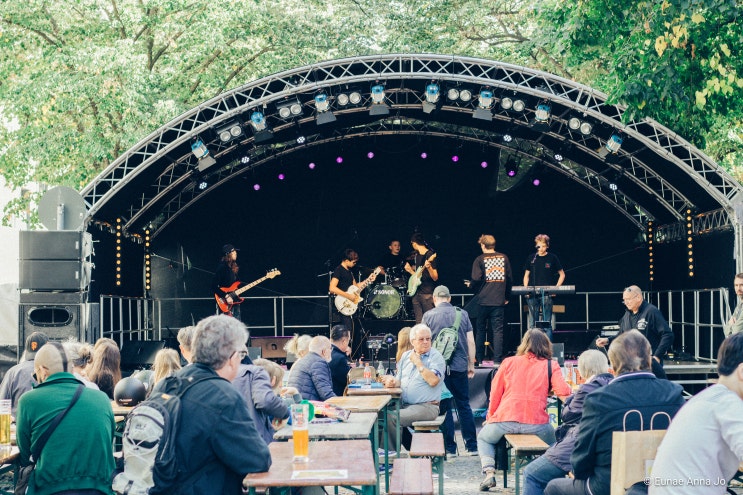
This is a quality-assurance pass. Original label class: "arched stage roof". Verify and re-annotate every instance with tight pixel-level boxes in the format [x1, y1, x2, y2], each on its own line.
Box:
[79, 54, 743, 298]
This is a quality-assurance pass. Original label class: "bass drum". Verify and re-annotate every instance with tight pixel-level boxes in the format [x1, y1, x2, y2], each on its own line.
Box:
[367, 284, 403, 319]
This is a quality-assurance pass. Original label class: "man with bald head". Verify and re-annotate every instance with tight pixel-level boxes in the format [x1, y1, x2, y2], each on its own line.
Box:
[595, 285, 674, 378]
[16, 341, 115, 495]
[287, 335, 336, 401]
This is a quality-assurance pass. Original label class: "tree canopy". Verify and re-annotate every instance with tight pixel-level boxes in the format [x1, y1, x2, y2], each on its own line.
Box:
[1, 0, 741, 224]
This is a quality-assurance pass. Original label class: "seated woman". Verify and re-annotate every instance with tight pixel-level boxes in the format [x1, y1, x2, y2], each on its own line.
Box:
[522, 350, 613, 495]
[151, 348, 182, 390]
[477, 329, 571, 491]
[87, 337, 122, 399]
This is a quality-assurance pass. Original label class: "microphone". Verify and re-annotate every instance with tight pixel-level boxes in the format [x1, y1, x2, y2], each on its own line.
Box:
[531, 252, 538, 264]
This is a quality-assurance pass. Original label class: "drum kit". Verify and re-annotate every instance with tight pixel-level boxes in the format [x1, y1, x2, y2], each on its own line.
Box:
[360, 265, 409, 319]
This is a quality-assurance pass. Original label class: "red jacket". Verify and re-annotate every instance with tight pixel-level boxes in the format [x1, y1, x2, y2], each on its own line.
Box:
[485, 352, 571, 425]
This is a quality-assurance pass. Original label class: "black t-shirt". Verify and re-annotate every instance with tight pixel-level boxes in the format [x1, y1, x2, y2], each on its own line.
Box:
[331, 264, 355, 292]
[410, 250, 437, 295]
[380, 253, 404, 272]
[523, 252, 563, 286]
[212, 261, 238, 296]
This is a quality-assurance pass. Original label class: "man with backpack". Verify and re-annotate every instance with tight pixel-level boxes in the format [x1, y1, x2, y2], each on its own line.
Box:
[423, 285, 478, 457]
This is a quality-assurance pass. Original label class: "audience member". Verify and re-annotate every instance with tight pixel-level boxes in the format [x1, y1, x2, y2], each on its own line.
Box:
[151, 348, 182, 387]
[87, 337, 122, 399]
[0, 331, 48, 417]
[522, 350, 613, 495]
[177, 325, 196, 363]
[154, 314, 270, 494]
[287, 336, 336, 401]
[725, 273, 743, 336]
[62, 339, 99, 389]
[16, 341, 115, 494]
[478, 329, 571, 491]
[544, 330, 685, 495]
[649, 332, 743, 494]
[284, 333, 312, 360]
[395, 327, 412, 366]
[233, 357, 301, 445]
[328, 325, 352, 396]
[381, 324, 445, 453]
[423, 285, 478, 456]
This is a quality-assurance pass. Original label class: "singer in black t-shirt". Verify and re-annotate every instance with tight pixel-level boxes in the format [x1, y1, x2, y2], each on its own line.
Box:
[522, 234, 565, 340]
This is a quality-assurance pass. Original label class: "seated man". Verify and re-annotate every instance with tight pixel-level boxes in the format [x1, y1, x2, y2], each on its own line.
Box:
[649, 332, 743, 494]
[381, 323, 446, 452]
[544, 330, 685, 495]
[287, 335, 336, 401]
[328, 325, 352, 396]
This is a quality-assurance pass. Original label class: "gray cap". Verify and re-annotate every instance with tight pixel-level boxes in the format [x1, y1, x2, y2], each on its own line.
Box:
[433, 285, 450, 298]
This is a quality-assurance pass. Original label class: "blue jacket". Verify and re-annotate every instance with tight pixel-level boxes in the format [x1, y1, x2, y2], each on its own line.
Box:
[287, 352, 336, 401]
[166, 363, 271, 495]
[232, 364, 293, 445]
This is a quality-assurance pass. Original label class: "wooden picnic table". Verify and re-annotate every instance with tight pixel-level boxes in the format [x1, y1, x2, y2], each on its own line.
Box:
[244, 439, 377, 495]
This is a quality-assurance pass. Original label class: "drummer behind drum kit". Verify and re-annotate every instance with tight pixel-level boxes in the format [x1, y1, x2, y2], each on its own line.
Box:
[365, 265, 410, 320]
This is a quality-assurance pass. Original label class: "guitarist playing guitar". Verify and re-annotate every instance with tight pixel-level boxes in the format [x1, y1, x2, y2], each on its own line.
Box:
[404, 233, 439, 323]
[213, 243, 277, 320]
[329, 249, 379, 357]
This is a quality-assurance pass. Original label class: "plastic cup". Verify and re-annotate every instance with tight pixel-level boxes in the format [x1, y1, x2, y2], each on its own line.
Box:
[0, 400, 10, 447]
[291, 403, 309, 462]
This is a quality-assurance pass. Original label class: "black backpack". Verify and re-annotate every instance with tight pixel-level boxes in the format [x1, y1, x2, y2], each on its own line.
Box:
[112, 374, 220, 495]
[432, 308, 462, 363]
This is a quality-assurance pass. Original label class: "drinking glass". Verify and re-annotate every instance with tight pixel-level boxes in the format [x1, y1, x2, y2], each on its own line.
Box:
[0, 400, 11, 448]
[291, 403, 309, 462]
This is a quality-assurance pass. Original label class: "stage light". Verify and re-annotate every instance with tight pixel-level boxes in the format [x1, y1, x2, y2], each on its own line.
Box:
[481, 161, 488, 168]
[253, 184, 261, 191]
[215, 119, 243, 143]
[422, 82, 440, 114]
[337, 88, 362, 107]
[367, 152, 375, 159]
[336, 156, 343, 163]
[277, 98, 303, 120]
[369, 84, 390, 115]
[198, 181, 208, 190]
[296, 135, 306, 144]
[314, 93, 337, 125]
[473, 88, 494, 121]
[554, 153, 564, 162]
[240, 155, 250, 164]
[420, 152, 428, 159]
[512, 99, 525, 112]
[249, 110, 274, 143]
[502, 134, 513, 143]
[500, 97, 513, 110]
[532, 178, 541, 186]
[609, 182, 618, 191]
[532, 101, 551, 131]
[568, 117, 581, 130]
[451, 155, 459, 162]
[580, 122, 593, 135]
[308, 162, 316, 169]
[447, 88, 460, 100]
[605, 134, 623, 154]
[278, 173, 285, 180]
[460, 89, 473, 102]
[191, 139, 209, 159]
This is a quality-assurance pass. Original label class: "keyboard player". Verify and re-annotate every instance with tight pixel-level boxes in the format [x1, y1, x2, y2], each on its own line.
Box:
[522, 234, 565, 340]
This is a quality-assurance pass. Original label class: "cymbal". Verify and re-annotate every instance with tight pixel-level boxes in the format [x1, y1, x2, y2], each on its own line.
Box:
[357, 265, 375, 276]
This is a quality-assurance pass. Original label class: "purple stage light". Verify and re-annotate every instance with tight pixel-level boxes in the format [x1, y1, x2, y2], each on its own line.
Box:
[420, 152, 428, 159]
[278, 173, 285, 180]
[481, 161, 488, 168]
[253, 184, 261, 191]
[532, 178, 541, 186]
[451, 155, 459, 162]
[507, 170, 516, 177]
[336, 156, 343, 164]
[367, 152, 374, 159]
[309, 162, 316, 169]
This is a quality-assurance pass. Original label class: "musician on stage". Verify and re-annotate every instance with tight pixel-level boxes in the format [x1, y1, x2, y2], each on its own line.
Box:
[212, 244, 243, 319]
[380, 239, 405, 281]
[329, 249, 377, 344]
[405, 233, 439, 323]
[522, 234, 565, 340]
[470, 234, 512, 364]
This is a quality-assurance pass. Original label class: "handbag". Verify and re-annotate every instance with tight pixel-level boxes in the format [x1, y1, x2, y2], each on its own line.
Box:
[15, 384, 84, 495]
[610, 409, 671, 495]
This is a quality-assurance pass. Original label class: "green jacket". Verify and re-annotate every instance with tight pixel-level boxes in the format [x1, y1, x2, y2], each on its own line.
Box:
[16, 372, 115, 495]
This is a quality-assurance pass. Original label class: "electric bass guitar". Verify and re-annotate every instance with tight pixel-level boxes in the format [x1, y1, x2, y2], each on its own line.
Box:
[407, 253, 437, 296]
[334, 266, 382, 316]
[215, 269, 281, 314]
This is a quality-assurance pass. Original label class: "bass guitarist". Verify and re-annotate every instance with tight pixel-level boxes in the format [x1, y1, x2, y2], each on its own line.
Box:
[212, 244, 243, 319]
[329, 249, 377, 349]
[404, 233, 439, 323]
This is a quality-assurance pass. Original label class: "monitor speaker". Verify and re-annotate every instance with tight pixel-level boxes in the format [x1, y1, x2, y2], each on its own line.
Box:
[251, 336, 291, 359]
[20, 231, 92, 260]
[19, 260, 92, 290]
[120, 341, 166, 370]
[552, 343, 565, 366]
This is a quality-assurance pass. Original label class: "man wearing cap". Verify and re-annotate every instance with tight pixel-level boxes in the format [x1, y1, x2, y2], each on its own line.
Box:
[470, 234, 513, 364]
[212, 243, 244, 320]
[16, 341, 115, 494]
[423, 286, 478, 456]
[0, 331, 48, 417]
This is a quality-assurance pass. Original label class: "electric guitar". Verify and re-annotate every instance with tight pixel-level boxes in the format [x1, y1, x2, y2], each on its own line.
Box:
[334, 266, 382, 316]
[407, 253, 437, 296]
[215, 269, 281, 314]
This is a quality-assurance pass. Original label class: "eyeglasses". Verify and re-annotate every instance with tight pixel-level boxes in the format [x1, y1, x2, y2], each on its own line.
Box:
[414, 337, 432, 342]
[232, 349, 248, 360]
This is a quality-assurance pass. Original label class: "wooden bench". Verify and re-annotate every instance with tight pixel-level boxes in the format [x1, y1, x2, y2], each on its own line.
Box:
[504, 434, 550, 495]
[388, 458, 434, 495]
[411, 415, 445, 432]
[409, 433, 445, 495]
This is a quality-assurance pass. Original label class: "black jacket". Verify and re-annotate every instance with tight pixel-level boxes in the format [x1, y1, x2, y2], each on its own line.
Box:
[619, 300, 674, 359]
[570, 372, 685, 495]
[170, 363, 271, 495]
[328, 344, 351, 396]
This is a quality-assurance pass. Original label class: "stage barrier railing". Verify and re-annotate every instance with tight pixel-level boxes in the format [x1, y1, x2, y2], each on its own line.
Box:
[99, 288, 730, 362]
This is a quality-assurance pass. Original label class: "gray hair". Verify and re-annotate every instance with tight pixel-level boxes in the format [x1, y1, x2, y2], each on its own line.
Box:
[62, 339, 93, 369]
[284, 334, 312, 358]
[177, 326, 197, 351]
[192, 315, 248, 370]
[577, 349, 609, 379]
[410, 324, 431, 341]
[309, 335, 331, 355]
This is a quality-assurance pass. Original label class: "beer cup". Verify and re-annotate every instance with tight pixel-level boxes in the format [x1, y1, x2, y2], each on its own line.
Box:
[0, 399, 11, 447]
[291, 403, 309, 462]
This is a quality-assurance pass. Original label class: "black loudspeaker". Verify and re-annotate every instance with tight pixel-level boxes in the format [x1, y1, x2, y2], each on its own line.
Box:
[19, 304, 87, 360]
[251, 336, 291, 359]
[552, 343, 565, 366]
[19, 260, 92, 290]
[120, 341, 166, 370]
[20, 231, 92, 260]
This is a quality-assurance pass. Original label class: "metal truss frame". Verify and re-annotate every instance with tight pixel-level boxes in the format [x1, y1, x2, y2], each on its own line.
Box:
[80, 54, 742, 241]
